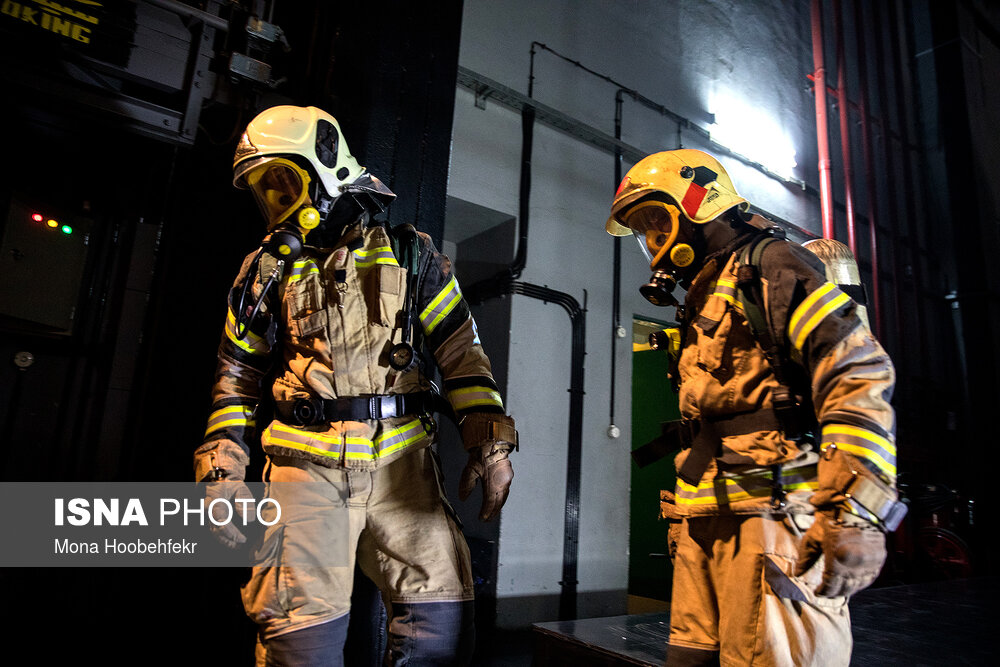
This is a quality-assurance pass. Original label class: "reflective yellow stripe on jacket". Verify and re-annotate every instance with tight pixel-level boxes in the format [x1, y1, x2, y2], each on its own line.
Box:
[286, 258, 320, 283]
[821, 424, 896, 479]
[676, 463, 818, 508]
[447, 385, 504, 412]
[204, 405, 255, 438]
[788, 282, 851, 351]
[353, 245, 399, 268]
[420, 275, 462, 334]
[225, 309, 269, 356]
[264, 418, 430, 462]
[712, 278, 744, 312]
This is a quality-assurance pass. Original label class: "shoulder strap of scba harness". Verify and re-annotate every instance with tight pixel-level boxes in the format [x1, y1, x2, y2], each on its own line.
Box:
[388, 222, 426, 355]
[734, 231, 814, 444]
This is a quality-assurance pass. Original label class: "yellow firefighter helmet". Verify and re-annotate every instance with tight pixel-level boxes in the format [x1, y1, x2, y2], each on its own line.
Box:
[606, 149, 748, 236]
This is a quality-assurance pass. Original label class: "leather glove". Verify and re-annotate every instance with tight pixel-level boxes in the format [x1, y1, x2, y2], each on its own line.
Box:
[204, 480, 257, 549]
[794, 510, 887, 597]
[459, 443, 514, 522]
[193, 441, 254, 550]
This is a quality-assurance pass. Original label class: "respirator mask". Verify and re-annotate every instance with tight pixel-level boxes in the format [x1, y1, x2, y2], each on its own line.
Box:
[244, 158, 321, 262]
[616, 199, 697, 307]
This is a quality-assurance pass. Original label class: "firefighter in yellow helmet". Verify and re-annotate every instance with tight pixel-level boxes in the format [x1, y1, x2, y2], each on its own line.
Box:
[608, 149, 904, 666]
[195, 105, 517, 665]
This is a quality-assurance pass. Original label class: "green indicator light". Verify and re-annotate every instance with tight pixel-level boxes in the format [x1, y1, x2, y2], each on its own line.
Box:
[61, 225, 73, 235]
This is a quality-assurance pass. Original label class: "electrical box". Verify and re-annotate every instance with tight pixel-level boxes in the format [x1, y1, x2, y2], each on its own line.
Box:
[0, 197, 91, 334]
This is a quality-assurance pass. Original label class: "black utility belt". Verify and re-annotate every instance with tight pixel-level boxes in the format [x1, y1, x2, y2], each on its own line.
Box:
[632, 409, 804, 486]
[275, 392, 434, 426]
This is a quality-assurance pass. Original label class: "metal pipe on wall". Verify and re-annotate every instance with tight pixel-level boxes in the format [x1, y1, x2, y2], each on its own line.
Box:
[852, 0, 884, 338]
[811, 0, 836, 239]
[610, 91, 624, 434]
[833, 0, 858, 254]
[464, 92, 588, 621]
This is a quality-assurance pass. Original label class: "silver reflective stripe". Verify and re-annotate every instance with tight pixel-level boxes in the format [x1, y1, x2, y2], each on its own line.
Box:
[676, 463, 818, 507]
[821, 425, 896, 478]
[204, 405, 256, 438]
[420, 276, 462, 334]
[788, 282, 851, 351]
[353, 246, 398, 268]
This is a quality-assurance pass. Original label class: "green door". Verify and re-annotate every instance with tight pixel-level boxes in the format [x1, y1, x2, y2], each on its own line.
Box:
[628, 317, 680, 610]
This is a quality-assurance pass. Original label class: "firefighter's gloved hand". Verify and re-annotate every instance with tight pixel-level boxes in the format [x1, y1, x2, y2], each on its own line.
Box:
[193, 442, 254, 548]
[204, 480, 257, 549]
[459, 443, 514, 522]
[794, 510, 887, 597]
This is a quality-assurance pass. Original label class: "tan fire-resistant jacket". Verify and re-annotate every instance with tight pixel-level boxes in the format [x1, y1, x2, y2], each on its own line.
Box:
[195, 225, 503, 478]
[674, 230, 897, 521]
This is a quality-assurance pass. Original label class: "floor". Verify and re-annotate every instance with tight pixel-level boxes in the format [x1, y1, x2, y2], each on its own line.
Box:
[487, 577, 995, 666]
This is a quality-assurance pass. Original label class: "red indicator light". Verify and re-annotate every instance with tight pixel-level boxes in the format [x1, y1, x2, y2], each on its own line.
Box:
[32, 213, 43, 222]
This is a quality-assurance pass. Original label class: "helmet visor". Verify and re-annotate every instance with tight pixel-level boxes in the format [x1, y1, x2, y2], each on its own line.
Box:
[617, 201, 681, 266]
[245, 159, 312, 230]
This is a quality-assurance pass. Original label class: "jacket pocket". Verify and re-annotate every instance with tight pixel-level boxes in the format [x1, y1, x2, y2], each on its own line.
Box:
[284, 275, 328, 340]
[368, 264, 407, 327]
[692, 295, 733, 372]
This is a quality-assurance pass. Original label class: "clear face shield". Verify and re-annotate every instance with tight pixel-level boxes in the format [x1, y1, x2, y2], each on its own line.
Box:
[611, 200, 692, 307]
[244, 159, 313, 231]
[618, 200, 682, 267]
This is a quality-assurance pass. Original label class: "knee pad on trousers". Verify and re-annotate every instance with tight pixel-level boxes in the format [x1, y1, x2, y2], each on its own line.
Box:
[259, 615, 350, 667]
[665, 644, 721, 667]
[386, 600, 475, 666]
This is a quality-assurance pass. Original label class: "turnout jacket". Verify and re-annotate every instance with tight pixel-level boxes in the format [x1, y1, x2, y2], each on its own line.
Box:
[674, 227, 896, 522]
[196, 224, 503, 478]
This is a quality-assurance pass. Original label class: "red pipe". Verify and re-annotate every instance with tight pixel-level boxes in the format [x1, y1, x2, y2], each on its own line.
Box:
[811, 0, 835, 239]
[852, 0, 883, 338]
[833, 0, 857, 254]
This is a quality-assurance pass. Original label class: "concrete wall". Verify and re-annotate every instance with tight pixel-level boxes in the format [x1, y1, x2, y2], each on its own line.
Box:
[447, 0, 822, 627]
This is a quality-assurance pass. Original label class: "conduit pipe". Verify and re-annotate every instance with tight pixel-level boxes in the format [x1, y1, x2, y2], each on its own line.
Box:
[833, 0, 858, 255]
[610, 91, 624, 434]
[852, 0, 884, 338]
[145, 0, 229, 31]
[463, 103, 588, 621]
[811, 0, 836, 239]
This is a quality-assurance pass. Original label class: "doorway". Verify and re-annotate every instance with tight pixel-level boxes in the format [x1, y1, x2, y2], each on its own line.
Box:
[627, 316, 681, 613]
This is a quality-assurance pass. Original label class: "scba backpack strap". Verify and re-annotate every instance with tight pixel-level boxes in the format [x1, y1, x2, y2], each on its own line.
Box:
[734, 232, 813, 443]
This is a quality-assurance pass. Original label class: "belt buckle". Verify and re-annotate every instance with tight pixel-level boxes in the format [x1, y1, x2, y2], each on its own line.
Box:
[377, 395, 398, 419]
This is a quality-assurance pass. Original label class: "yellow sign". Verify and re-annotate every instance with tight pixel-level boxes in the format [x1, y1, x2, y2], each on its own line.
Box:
[1, 0, 102, 45]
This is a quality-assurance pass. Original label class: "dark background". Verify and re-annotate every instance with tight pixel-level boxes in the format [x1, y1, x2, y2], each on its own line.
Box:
[0, 1, 997, 664]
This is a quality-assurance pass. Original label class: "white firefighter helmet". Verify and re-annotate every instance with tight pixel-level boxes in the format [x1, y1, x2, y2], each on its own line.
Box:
[233, 105, 394, 229]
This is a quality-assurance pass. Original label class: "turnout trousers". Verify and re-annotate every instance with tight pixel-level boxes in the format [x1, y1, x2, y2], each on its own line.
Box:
[666, 514, 852, 667]
[242, 447, 475, 666]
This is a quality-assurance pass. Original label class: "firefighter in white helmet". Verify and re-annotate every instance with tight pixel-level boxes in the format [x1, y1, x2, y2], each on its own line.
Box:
[195, 105, 517, 665]
[608, 149, 903, 666]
